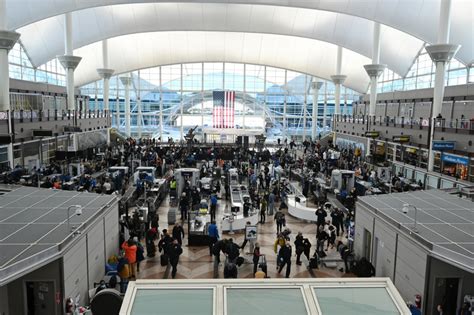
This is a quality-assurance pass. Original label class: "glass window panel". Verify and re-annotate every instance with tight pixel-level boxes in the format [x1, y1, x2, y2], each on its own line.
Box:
[204, 62, 224, 90]
[183, 63, 203, 91]
[245, 64, 265, 92]
[224, 63, 244, 90]
[314, 287, 400, 315]
[131, 289, 213, 315]
[227, 288, 307, 315]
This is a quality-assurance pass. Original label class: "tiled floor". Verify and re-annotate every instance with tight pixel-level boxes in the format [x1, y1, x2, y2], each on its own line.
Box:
[137, 195, 352, 280]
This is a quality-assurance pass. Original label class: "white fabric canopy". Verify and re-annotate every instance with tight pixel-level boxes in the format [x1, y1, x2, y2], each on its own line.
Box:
[6, 0, 473, 92]
[74, 31, 373, 92]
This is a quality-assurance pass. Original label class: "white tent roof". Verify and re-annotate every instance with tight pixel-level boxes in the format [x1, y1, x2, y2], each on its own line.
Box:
[6, 0, 474, 92]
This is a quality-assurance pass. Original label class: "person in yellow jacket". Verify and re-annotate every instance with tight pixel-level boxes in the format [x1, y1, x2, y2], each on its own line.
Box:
[273, 233, 286, 269]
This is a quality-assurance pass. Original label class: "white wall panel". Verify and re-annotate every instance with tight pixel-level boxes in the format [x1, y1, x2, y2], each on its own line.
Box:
[63, 238, 88, 307]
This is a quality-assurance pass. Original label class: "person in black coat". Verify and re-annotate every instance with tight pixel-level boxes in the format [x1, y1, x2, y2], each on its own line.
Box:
[277, 241, 292, 278]
[294, 233, 311, 265]
[315, 206, 328, 232]
[168, 239, 183, 279]
[226, 238, 240, 263]
[330, 208, 344, 236]
[172, 223, 185, 245]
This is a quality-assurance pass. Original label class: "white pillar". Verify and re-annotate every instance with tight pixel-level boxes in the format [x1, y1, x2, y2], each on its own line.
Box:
[120, 76, 132, 137]
[311, 80, 323, 140]
[58, 13, 81, 114]
[331, 47, 346, 118]
[0, 0, 21, 168]
[426, 0, 460, 172]
[323, 82, 328, 128]
[364, 22, 386, 117]
[97, 40, 114, 120]
[137, 70, 142, 139]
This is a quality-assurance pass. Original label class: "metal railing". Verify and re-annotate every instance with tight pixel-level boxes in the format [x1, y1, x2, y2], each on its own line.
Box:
[0, 109, 110, 123]
[333, 114, 474, 133]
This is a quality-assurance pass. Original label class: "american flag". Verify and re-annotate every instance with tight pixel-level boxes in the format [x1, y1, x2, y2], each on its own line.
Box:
[212, 91, 235, 128]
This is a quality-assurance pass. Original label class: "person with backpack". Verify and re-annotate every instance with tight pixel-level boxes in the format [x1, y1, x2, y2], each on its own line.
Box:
[274, 210, 286, 234]
[134, 237, 145, 273]
[145, 227, 158, 257]
[172, 223, 185, 246]
[168, 239, 183, 279]
[277, 241, 292, 278]
[226, 238, 240, 264]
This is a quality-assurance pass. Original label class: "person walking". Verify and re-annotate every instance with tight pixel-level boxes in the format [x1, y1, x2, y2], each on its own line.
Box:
[179, 192, 189, 220]
[273, 233, 286, 269]
[207, 221, 219, 256]
[226, 238, 240, 264]
[252, 243, 267, 277]
[172, 223, 185, 246]
[277, 241, 292, 278]
[260, 197, 267, 223]
[121, 238, 137, 279]
[274, 210, 286, 234]
[134, 237, 145, 273]
[168, 239, 183, 279]
[268, 191, 275, 216]
[294, 232, 311, 265]
[210, 193, 218, 222]
[240, 221, 255, 254]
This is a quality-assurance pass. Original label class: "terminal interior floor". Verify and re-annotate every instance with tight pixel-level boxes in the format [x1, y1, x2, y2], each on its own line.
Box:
[136, 196, 351, 280]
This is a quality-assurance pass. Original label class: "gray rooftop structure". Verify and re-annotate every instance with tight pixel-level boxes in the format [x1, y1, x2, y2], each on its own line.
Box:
[0, 185, 118, 286]
[358, 189, 473, 273]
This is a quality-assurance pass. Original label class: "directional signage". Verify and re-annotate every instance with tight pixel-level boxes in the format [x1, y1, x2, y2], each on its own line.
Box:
[442, 153, 469, 166]
[432, 141, 455, 151]
[365, 131, 380, 138]
[392, 135, 410, 143]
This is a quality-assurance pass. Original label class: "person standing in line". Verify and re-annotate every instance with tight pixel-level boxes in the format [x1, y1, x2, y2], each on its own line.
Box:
[315, 205, 328, 233]
[121, 238, 137, 279]
[172, 223, 185, 246]
[208, 221, 219, 256]
[277, 241, 292, 278]
[168, 239, 183, 279]
[268, 191, 275, 216]
[210, 193, 218, 222]
[331, 207, 344, 237]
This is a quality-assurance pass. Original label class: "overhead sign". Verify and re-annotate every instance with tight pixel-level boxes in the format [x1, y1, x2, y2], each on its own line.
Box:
[365, 131, 380, 138]
[392, 135, 410, 143]
[432, 141, 455, 151]
[442, 153, 469, 166]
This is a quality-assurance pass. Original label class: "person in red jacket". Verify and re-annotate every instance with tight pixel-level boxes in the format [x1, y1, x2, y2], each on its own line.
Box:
[122, 238, 137, 279]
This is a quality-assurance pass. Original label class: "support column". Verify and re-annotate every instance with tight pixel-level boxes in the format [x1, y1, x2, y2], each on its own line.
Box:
[137, 70, 142, 139]
[331, 46, 346, 118]
[97, 39, 114, 125]
[120, 75, 132, 137]
[426, 0, 460, 172]
[323, 82, 328, 128]
[57, 13, 81, 121]
[311, 80, 323, 140]
[0, 29, 20, 168]
[364, 22, 386, 117]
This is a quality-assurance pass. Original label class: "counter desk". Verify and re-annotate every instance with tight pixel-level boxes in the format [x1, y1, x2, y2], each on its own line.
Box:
[221, 211, 259, 232]
[286, 195, 317, 222]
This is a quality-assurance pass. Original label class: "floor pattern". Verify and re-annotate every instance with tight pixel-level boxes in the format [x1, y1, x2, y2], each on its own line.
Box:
[136, 196, 352, 279]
